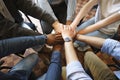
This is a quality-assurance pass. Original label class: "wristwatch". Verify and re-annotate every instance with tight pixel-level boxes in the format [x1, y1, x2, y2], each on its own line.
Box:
[64, 37, 72, 42]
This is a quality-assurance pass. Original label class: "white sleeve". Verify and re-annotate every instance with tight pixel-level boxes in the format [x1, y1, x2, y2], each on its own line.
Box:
[66, 61, 92, 80]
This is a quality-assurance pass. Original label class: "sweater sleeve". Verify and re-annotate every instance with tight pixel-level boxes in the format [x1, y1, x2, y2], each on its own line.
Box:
[16, 0, 56, 26]
[0, 35, 47, 58]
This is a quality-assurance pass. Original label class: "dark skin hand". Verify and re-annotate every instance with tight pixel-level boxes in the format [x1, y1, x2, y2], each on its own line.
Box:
[46, 33, 64, 46]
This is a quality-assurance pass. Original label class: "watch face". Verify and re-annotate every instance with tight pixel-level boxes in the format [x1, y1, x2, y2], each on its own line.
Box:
[64, 37, 72, 42]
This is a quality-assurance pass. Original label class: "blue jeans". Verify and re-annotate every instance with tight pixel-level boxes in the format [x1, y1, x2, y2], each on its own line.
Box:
[7, 53, 39, 80]
[75, 17, 112, 47]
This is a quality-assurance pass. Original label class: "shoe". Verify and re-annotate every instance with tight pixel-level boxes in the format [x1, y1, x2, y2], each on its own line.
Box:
[77, 45, 91, 52]
[74, 41, 91, 51]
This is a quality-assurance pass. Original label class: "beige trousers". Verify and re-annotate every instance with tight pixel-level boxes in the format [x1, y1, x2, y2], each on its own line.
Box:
[84, 51, 118, 80]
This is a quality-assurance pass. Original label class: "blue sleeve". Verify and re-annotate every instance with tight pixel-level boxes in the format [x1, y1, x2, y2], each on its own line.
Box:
[45, 51, 62, 80]
[0, 35, 46, 58]
[101, 39, 120, 60]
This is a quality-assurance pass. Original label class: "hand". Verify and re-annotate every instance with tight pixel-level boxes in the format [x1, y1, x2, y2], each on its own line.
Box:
[46, 33, 64, 45]
[61, 25, 76, 39]
[52, 21, 64, 33]
[66, 20, 72, 25]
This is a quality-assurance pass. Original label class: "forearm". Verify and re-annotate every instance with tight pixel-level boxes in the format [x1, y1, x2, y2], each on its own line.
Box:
[70, 0, 97, 29]
[78, 12, 120, 34]
[76, 34, 105, 49]
[45, 51, 62, 80]
[0, 35, 46, 58]
[64, 42, 79, 64]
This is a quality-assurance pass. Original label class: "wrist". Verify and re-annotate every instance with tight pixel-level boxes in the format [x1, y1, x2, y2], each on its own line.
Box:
[52, 20, 60, 29]
[63, 37, 73, 42]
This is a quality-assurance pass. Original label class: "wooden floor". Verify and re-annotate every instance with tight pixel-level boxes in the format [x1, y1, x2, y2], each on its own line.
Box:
[0, 0, 119, 79]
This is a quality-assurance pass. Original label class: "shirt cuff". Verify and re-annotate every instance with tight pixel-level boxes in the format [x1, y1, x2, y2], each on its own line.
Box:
[35, 35, 47, 45]
[101, 39, 120, 60]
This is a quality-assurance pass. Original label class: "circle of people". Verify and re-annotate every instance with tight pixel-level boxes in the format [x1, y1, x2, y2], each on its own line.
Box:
[0, 0, 120, 80]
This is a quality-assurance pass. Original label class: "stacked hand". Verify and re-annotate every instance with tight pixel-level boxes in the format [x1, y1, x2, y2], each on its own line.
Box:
[61, 25, 76, 40]
[46, 33, 64, 46]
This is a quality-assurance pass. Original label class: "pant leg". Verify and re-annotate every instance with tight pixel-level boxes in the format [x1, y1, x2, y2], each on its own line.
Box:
[8, 53, 39, 80]
[84, 51, 118, 80]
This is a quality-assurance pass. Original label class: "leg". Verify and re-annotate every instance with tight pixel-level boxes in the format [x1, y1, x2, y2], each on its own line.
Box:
[84, 51, 118, 80]
[8, 53, 39, 80]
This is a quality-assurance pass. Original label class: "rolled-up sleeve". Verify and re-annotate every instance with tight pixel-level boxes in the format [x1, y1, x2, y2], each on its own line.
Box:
[66, 61, 92, 80]
[101, 39, 120, 60]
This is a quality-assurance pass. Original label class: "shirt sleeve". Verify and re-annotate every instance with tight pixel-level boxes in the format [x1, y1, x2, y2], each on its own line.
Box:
[101, 39, 120, 60]
[16, 0, 55, 26]
[0, 35, 47, 58]
[45, 51, 62, 80]
[67, 0, 76, 21]
[66, 61, 92, 80]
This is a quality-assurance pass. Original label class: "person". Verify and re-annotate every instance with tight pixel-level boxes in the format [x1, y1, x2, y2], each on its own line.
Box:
[70, 0, 120, 51]
[61, 26, 92, 79]
[0, 0, 63, 40]
[37, 0, 76, 34]
[0, 34, 63, 80]
[76, 34, 119, 80]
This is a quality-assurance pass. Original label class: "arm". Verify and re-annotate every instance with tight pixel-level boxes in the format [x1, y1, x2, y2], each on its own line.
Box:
[76, 34, 120, 60]
[45, 45, 62, 80]
[70, 0, 98, 29]
[61, 26, 92, 80]
[66, 0, 77, 25]
[16, 0, 63, 33]
[0, 35, 47, 58]
[76, 34, 105, 49]
[0, 33, 63, 58]
[78, 12, 120, 34]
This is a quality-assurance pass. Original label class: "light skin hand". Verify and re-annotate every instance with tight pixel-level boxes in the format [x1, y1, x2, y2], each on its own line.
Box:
[52, 21, 64, 33]
[61, 25, 76, 39]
